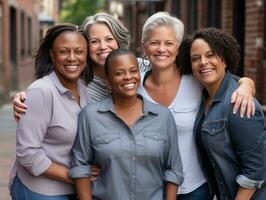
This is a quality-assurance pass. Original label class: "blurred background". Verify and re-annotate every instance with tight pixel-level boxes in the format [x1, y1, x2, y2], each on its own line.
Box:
[0, 0, 265, 106]
[0, 1, 265, 199]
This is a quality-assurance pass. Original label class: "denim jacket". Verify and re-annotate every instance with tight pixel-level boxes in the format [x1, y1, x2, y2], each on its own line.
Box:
[194, 72, 266, 200]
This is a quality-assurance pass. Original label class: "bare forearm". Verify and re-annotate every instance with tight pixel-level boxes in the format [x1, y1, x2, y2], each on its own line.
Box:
[41, 162, 73, 184]
[75, 178, 92, 200]
[166, 182, 177, 200]
[235, 187, 256, 200]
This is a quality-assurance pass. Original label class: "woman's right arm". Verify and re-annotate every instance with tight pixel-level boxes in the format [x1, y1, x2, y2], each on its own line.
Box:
[75, 178, 92, 200]
[13, 91, 27, 121]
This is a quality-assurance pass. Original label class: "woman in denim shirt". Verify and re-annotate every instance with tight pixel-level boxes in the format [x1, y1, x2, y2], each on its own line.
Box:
[178, 27, 266, 200]
[70, 48, 184, 200]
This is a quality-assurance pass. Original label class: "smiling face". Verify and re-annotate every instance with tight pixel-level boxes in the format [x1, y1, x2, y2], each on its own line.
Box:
[106, 54, 140, 99]
[143, 25, 178, 70]
[49, 31, 88, 86]
[190, 38, 226, 92]
[88, 23, 119, 68]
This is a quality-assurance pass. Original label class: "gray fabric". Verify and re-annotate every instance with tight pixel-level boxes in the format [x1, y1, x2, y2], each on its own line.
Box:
[70, 95, 183, 200]
[10, 71, 91, 195]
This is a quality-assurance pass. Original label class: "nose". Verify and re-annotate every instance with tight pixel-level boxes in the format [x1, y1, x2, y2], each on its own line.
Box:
[124, 71, 132, 79]
[199, 56, 208, 66]
[67, 51, 76, 61]
[157, 43, 166, 52]
[99, 40, 107, 50]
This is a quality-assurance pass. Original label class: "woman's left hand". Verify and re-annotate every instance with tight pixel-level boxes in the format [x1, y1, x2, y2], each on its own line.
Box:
[231, 79, 255, 118]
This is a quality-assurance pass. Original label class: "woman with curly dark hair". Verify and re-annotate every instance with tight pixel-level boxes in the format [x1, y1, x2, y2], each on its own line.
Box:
[178, 27, 266, 200]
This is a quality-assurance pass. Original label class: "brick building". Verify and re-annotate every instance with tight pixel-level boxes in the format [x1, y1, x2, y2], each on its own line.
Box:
[0, 0, 62, 105]
[108, 0, 266, 105]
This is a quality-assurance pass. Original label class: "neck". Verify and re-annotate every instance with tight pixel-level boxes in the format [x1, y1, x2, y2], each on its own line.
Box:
[205, 75, 225, 101]
[112, 95, 139, 110]
[149, 66, 180, 85]
[93, 65, 105, 79]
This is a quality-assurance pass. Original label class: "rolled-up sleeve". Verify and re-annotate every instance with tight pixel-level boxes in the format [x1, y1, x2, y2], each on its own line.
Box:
[163, 112, 184, 185]
[70, 109, 92, 178]
[229, 101, 265, 188]
[16, 88, 52, 176]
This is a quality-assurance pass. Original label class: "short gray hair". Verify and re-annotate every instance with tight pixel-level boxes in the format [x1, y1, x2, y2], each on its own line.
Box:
[82, 12, 130, 48]
[142, 12, 184, 47]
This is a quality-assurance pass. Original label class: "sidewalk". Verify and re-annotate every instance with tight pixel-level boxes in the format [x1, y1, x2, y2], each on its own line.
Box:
[0, 104, 16, 200]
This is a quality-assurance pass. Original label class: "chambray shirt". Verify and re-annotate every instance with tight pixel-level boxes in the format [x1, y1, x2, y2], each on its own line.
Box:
[9, 72, 91, 195]
[70, 95, 184, 200]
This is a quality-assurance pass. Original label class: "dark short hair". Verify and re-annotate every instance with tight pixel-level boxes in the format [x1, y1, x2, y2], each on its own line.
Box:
[35, 23, 93, 84]
[178, 27, 240, 75]
[104, 48, 137, 76]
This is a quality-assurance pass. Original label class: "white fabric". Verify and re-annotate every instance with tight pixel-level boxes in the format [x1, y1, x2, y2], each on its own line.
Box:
[138, 73, 206, 194]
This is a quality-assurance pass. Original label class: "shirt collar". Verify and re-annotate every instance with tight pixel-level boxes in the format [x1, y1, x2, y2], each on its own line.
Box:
[98, 94, 159, 116]
[48, 71, 84, 97]
[203, 71, 232, 103]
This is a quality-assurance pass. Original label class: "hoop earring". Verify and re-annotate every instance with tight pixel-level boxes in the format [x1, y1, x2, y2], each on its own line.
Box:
[141, 56, 151, 69]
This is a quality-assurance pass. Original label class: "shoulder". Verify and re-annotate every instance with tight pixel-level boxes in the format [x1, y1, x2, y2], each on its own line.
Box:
[26, 76, 54, 98]
[143, 97, 172, 117]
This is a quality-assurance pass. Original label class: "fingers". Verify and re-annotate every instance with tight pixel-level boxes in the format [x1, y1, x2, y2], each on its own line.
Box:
[232, 92, 255, 118]
[230, 91, 237, 104]
[89, 165, 101, 182]
[13, 92, 27, 121]
[232, 92, 242, 115]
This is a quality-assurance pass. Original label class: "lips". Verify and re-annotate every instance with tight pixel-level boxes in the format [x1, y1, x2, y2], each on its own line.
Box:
[97, 52, 110, 58]
[154, 54, 168, 60]
[64, 65, 79, 72]
[122, 83, 136, 90]
[199, 68, 214, 75]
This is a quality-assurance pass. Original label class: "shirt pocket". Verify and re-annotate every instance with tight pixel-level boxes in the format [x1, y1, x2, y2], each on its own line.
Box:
[202, 120, 226, 141]
[93, 133, 120, 144]
[92, 133, 121, 160]
[143, 131, 167, 158]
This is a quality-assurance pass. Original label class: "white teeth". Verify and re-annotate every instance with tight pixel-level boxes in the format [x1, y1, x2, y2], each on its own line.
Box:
[200, 69, 213, 74]
[123, 83, 135, 89]
[155, 55, 167, 60]
[98, 53, 109, 58]
[65, 65, 78, 71]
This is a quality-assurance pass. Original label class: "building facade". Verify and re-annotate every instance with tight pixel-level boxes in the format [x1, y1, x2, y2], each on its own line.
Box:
[0, 0, 61, 105]
[108, 0, 266, 105]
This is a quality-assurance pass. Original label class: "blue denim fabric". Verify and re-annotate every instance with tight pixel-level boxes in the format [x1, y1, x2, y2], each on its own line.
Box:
[177, 182, 213, 200]
[10, 176, 76, 200]
[194, 72, 266, 200]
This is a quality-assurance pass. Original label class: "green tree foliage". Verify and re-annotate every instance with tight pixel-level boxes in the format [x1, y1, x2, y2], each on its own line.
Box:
[60, 0, 105, 25]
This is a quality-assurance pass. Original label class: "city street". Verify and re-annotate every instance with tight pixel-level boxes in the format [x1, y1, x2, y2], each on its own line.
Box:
[0, 104, 16, 200]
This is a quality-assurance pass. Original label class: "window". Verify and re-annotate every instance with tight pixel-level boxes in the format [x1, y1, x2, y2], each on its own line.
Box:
[187, 0, 198, 33]
[0, 4, 3, 65]
[28, 17, 31, 55]
[20, 11, 25, 57]
[205, 0, 221, 28]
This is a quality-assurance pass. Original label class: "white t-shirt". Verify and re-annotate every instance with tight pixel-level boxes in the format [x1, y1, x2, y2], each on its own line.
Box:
[138, 72, 206, 194]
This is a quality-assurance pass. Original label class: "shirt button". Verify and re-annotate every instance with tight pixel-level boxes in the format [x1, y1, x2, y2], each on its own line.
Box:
[105, 138, 109, 142]
[132, 157, 136, 160]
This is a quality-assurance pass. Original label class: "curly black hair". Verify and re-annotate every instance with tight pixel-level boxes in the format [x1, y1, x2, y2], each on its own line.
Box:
[35, 23, 93, 84]
[178, 27, 240, 75]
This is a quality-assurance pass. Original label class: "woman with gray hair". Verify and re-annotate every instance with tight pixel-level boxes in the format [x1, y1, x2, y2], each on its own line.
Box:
[13, 12, 254, 119]
[138, 11, 256, 200]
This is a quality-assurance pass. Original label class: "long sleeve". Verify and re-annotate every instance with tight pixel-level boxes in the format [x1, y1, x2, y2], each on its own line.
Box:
[70, 109, 92, 178]
[16, 88, 52, 176]
[163, 111, 184, 186]
[228, 100, 265, 188]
